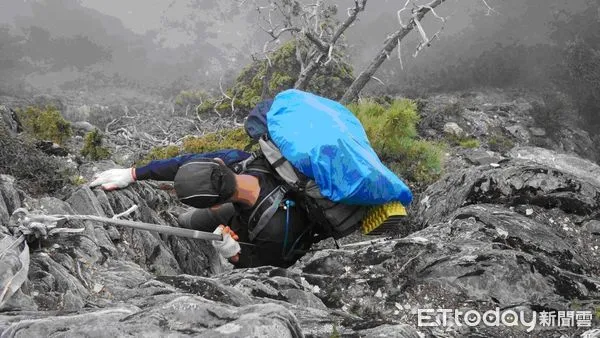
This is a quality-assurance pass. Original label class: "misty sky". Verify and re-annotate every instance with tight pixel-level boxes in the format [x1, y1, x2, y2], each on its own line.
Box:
[0, 0, 594, 96]
[77, 0, 591, 48]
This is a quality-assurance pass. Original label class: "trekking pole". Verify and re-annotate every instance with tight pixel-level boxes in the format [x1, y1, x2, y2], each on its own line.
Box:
[57, 214, 224, 241]
[11, 206, 223, 242]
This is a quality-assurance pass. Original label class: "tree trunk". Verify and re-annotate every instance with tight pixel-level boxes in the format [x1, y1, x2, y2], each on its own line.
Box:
[294, 0, 367, 90]
[294, 55, 323, 90]
[340, 0, 447, 105]
[261, 59, 273, 99]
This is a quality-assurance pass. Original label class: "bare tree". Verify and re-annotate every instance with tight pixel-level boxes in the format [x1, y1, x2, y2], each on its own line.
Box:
[341, 0, 448, 104]
[245, 0, 496, 104]
[247, 0, 366, 92]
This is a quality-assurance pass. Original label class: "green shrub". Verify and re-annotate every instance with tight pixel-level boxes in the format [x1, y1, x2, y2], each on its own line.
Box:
[458, 138, 480, 149]
[182, 128, 251, 154]
[140, 145, 181, 165]
[17, 106, 72, 145]
[0, 121, 72, 195]
[70, 175, 87, 186]
[349, 99, 445, 186]
[174, 90, 209, 115]
[81, 129, 111, 160]
[142, 99, 445, 187]
[445, 133, 480, 149]
[329, 325, 341, 338]
[197, 40, 354, 116]
[139, 128, 253, 165]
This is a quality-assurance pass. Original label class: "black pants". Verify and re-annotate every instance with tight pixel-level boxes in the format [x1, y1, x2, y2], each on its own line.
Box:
[177, 204, 313, 268]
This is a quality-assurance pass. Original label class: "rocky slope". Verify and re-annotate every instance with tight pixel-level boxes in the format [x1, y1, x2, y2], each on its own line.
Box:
[1, 90, 600, 337]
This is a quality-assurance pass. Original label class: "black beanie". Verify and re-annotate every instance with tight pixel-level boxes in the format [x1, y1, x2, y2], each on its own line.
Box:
[174, 159, 237, 209]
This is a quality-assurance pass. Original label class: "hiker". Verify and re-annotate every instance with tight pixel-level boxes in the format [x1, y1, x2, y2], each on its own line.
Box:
[89, 149, 316, 268]
[90, 89, 413, 268]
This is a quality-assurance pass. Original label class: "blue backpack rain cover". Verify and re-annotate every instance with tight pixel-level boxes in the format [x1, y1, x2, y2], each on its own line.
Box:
[266, 89, 413, 206]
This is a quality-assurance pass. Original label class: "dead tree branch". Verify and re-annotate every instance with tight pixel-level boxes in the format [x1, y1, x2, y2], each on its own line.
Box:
[295, 0, 367, 89]
[340, 0, 447, 104]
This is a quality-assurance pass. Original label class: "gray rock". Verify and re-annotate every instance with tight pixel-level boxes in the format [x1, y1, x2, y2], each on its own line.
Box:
[0, 191, 10, 226]
[2, 139, 600, 337]
[72, 121, 97, 134]
[581, 329, 600, 338]
[464, 149, 504, 165]
[416, 159, 600, 227]
[282, 289, 327, 310]
[357, 324, 422, 338]
[585, 220, 600, 235]
[1, 297, 303, 338]
[529, 127, 546, 137]
[505, 125, 530, 142]
[556, 127, 598, 164]
[0, 235, 29, 310]
[66, 187, 107, 217]
[35, 140, 68, 157]
[0, 105, 20, 135]
[443, 122, 466, 137]
[157, 275, 254, 307]
[508, 146, 600, 187]
[0, 175, 21, 216]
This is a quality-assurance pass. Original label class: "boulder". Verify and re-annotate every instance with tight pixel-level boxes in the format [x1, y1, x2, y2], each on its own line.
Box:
[443, 122, 466, 138]
[508, 146, 600, 187]
[585, 220, 600, 235]
[505, 124, 530, 143]
[0, 105, 20, 135]
[529, 127, 547, 137]
[72, 121, 97, 135]
[464, 149, 504, 165]
[35, 140, 69, 156]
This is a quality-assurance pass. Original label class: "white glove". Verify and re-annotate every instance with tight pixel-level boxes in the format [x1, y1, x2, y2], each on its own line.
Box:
[89, 168, 136, 191]
[212, 225, 241, 259]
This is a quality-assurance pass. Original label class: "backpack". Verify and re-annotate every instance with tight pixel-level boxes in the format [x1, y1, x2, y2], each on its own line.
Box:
[240, 98, 367, 241]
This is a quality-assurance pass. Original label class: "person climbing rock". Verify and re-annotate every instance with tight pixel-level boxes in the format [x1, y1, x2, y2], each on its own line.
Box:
[90, 89, 413, 268]
[90, 151, 315, 268]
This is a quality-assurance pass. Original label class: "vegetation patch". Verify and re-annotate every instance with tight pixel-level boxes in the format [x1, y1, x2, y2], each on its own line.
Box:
[196, 40, 354, 116]
[0, 120, 72, 195]
[16, 105, 72, 145]
[141, 145, 181, 165]
[81, 129, 111, 161]
[445, 133, 480, 149]
[143, 99, 443, 188]
[182, 128, 251, 154]
[140, 128, 253, 165]
[174, 90, 209, 115]
[349, 99, 445, 186]
[457, 137, 480, 149]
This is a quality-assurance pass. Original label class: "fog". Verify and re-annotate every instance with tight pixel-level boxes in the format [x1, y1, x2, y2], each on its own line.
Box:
[0, 0, 596, 100]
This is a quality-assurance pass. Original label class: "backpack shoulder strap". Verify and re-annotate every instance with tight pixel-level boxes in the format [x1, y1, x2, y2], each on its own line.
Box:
[247, 185, 286, 241]
[258, 135, 307, 191]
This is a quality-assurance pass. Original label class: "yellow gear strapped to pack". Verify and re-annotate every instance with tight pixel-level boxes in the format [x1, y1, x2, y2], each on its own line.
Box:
[361, 202, 408, 235]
